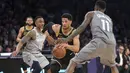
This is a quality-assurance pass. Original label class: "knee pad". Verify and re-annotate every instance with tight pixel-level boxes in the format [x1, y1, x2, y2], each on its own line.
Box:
[32, 61, 42, 73]
[50, 61, 60, 73]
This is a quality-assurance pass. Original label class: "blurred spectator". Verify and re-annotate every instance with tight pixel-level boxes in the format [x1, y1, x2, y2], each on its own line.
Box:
[5, 47, 11, 53]
[116, 45, 124, 73]
[9, 23, 17, 41]
[122, 47, 130, 73]
[0, 45, 3, 53]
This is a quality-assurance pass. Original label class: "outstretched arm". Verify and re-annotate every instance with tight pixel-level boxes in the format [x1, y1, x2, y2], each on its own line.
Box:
[42, 22, 55, 33]
[12, 30, 36, 56]
[66, 12, 93, 41]
[45, 31, 56, 45]
[16, 27, 24, 42]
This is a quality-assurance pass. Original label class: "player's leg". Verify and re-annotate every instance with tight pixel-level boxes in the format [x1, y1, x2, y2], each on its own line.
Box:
[65, 59, 77, 73]
[31, 61, 51, 73]
[44, 63, 51, 73]
[65, 57, 86, 73]
[75, 64, 86, 73]
[21, 60, 28, 73]
[20, 50, 28, 73]
[31, 61, 42, 73]
[32, 61, 51, 73]
[110, 48, 119, 73]
[100, 41, 118, 73]
[22, 52, 40, 73]
[111, 66, 119, 73]
[50, 60, 61, 73]
[66, 39, 100, 73]
[100, 58, 119, 73]
[64, 53, 79, 73]
[36, 53, 51, 73]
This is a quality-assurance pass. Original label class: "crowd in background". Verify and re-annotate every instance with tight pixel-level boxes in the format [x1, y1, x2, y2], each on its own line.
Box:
[0, 0, 130, 73]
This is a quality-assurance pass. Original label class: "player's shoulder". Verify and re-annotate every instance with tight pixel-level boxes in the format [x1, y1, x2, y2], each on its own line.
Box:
[52, 24, 61, 28]
[85, 11, 94, 18]
[103, 13, 112, 23]
[27, 29, 36, 37]
[19, 26, 25, 32]
[105, 14, 112, 20]
[52, 24, 61, 32]
[86, 11, 94, 15]
[87, 11, 94, 14]
[20, 26, 24, 29]
[28, 28, 36, 34]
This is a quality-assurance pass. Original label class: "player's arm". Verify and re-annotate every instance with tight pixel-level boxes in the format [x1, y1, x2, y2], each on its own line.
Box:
[46, 24, 61, 44]
[52, 24, 61, 37]
[45, 31, 56, 45]
[65, 34, 80, 53]
[44, 23, 60, 45]
[66, 11, 93, 42]
[42, 22, 55, 33]
[12, 30, 36, 56]
[16, 27, 24, 42]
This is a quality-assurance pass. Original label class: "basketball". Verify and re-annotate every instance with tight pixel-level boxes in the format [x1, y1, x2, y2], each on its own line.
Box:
[52, 44, 66, 59]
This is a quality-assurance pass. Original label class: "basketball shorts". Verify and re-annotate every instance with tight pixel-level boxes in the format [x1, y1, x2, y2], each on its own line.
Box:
[22, 52, 49, 68]
[71, 38, 117, 67]
[51, 52, 75, 68]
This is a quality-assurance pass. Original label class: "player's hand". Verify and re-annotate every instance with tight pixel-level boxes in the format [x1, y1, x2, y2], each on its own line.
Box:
[54, 44, 65, 50]
[56, 38, 68, 44]
[58, 43, 68, 49]
[12, 51, 18, 57]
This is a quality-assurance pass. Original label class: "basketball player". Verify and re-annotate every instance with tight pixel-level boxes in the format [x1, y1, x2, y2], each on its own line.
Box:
[49, 13, 80, 73]
[12, 16, 52, 73]
[57, 0, 119, 73]
[17, 16, 34, 42]
[16, 16, 34, 73]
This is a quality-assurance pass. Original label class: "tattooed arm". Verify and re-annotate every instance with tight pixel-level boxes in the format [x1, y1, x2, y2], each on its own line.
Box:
[12, 30, 36, 56]
[16, 27, 24, 42]
[66, 11, 94, 41]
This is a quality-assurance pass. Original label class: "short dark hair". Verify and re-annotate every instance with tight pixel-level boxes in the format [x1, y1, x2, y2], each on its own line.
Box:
[24, 16, 33, 21]
[61, 13, 73, 21]
[95, 0, 106, 10]
[26, 16, 33, 20]
[34, 16, 43, 22]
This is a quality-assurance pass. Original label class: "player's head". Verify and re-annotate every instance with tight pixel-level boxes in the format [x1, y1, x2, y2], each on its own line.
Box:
[34, 16, 45, 29]
[119, 45, 124, 54]
[94, 0, 106, 12]
[123, 47, 130, 55]
[61, 13, 73, 29]
[26, 16, 33, 26]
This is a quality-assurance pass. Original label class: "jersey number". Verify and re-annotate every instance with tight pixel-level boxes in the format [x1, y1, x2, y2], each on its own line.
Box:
[101, 19, 110, 32]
